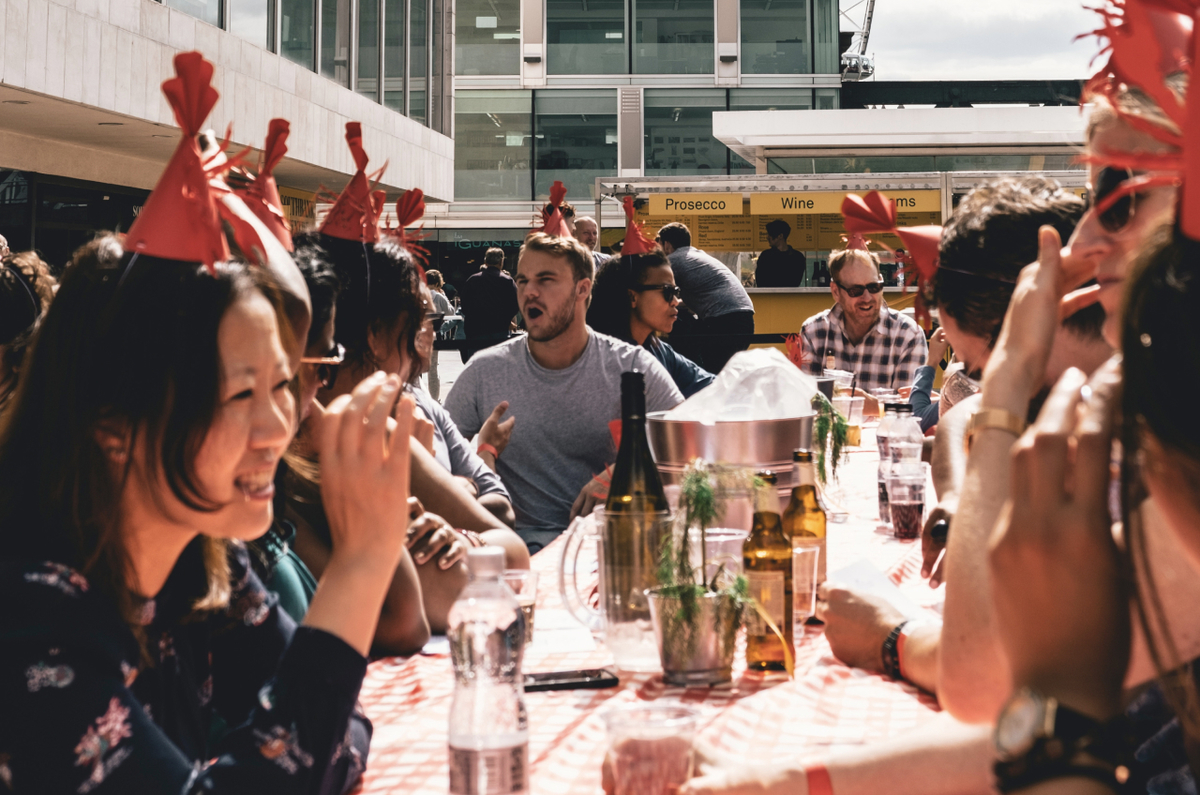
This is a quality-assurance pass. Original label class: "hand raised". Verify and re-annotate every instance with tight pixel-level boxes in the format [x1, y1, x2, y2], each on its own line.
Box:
[319, 372, 414, 568]
[988, 358, 1127, 719]
[480, 401, 515, 456]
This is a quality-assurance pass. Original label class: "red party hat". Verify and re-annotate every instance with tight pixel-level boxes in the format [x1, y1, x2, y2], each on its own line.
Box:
[237, 118, 292, 251]
[388, 188, 430, 267]
[620, 196, 656, 255]
[123, 52, 228, 271]
[320, 122, 375, 242]
[537, 181, 569, 237]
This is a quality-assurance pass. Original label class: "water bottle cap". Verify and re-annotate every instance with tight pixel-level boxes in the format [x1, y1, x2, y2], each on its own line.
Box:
[466, 546, 505, 577]
[894, 404, 915, 415]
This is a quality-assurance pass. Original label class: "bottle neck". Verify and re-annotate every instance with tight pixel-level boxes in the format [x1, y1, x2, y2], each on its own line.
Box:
[754, 484, 780, 515]
[794, 461, 817, 487]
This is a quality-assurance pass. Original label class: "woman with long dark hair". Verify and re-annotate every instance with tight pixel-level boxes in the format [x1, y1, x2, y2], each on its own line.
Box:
[0, 250, 56, 406]
[0, 236, 417, 792]
[587, 249, 715, 398]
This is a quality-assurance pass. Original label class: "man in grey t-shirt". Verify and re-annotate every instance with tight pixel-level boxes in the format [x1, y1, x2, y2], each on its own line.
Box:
[445, 233, 683, 552]
[657, 222, 755, 374]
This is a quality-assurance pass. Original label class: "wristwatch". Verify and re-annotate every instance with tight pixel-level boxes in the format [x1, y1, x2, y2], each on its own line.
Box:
[993, 688, 1132, 794]
[964, 408, 1027, 453]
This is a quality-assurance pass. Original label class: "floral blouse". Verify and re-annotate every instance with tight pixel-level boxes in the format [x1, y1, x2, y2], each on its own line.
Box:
[0, 540, 371, 794]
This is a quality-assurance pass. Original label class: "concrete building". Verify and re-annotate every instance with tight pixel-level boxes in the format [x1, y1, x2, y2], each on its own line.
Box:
[428, 0, 843, 285]
[0, 0, 454, 267]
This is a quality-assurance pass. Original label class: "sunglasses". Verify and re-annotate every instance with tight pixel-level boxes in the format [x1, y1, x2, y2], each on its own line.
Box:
[632, 283, 683, 302]
[833, 279, 884, 298]
[1087, 166, 1137, 233]
[300, 342, 345, 390]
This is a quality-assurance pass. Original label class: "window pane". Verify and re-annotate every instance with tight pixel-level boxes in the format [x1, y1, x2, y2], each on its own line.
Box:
[410, 0, 428, 122]
[728, 89, 812, 173]
[455, 91, 532, 200]
[815, 87, 838, 108]
[429, 0, 446, 132]
[740, 0, 807, 74]
[321, 0, 351, 86]
[534, 90, 618, 199]
[813, 0, 837, 73]
[165, 0, 220, 28]
[633, 0, 712, 74]
[383, 0, 404, 112]
[230, 0, 275, 50]
[357, 0, 379, 99]
[281, 0, 315, 68]
[643, 89, 726, 175]
[547, 0, 625, 75]
[456, 0, 519, 75]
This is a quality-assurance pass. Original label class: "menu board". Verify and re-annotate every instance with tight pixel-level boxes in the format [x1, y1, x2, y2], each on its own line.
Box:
[625, 202, 942, 254]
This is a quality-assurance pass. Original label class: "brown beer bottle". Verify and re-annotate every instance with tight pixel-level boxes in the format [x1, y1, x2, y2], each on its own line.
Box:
[782, 450, 827, 585]
[743, 471, 792, 671]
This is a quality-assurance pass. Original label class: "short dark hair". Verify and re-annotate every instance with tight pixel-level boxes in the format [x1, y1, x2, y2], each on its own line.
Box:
[483, 247, 505, 267]
[657, 223, 691, 249]
[586, 249, 670, 342]
[936, 177, 1085, 344]
[290, 234, 342, 352]
[520, 232, 594, 284]
[829, 249, 880, 283]
[425, 269, 444, 287]
[766, 219, 791, 239]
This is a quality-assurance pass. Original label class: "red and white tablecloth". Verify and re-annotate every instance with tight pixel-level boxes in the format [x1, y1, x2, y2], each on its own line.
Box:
[358, 434, 945, 794]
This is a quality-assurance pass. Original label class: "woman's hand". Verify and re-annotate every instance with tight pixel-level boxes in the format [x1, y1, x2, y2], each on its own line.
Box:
[988, 359, 1127, 720]
[480, 401, 515, 457]
[405, 400, 436, 454]
[406, 509, 470, 570]
[926, 327, 949, 368]
[676, 742, 808, 795]
[319, 372, 413, 566]
[921, 498, 956, 586]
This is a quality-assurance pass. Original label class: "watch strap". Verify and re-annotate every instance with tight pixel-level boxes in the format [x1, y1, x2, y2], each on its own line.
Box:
[995, 754, 1131, 794]
[881, 620, 909, 680]
[965, 408, 1028, 452]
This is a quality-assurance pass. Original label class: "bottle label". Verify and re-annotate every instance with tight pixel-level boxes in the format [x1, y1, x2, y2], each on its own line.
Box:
[745, 571, 786, 634]
[449, 743, 528, 794]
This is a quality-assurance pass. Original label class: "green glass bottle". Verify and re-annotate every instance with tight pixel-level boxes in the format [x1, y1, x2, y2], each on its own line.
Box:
[744, 471, 792, 671]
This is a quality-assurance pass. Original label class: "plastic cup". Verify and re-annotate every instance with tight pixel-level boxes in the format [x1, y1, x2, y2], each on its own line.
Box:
[847, 396, 865, 425]
[792, 546, 821, 625]
[504, 569, 539, 644]
[688, 528, 749, 585]
[603, 704, 698, 795]
[887, 463, 926, 540]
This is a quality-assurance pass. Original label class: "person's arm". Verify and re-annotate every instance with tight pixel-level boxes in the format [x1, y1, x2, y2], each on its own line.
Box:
[660, 340, 716, 398]
[919, 396, 976, 585]
[939, 228, 1090, 723]
[676, 714, 995, 795]
[816, 583, 940, 695]
[891, 324, 929, 393]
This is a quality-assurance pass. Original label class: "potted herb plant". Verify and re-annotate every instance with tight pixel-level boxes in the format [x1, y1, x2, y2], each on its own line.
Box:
[646, 460, 750, 686]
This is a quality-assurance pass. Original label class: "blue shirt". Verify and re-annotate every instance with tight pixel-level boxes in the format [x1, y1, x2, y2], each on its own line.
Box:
[908, 365, 940, 432]
[646, 336, 715, 398]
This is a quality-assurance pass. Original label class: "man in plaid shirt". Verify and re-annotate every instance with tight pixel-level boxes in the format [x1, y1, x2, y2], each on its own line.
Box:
[799, 248, 927, 393]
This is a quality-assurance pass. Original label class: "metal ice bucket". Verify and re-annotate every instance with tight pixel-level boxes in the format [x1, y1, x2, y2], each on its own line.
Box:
[645, 412, 815, 492]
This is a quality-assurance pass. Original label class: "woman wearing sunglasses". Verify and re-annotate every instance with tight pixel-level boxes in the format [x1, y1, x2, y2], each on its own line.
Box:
[588, 250, 716, 398]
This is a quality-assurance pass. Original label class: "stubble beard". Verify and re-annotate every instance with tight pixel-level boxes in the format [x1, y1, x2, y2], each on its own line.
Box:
[527, 299, 577, 342]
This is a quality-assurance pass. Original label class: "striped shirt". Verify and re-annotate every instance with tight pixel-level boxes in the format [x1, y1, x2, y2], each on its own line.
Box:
[799, 302, 928, 392]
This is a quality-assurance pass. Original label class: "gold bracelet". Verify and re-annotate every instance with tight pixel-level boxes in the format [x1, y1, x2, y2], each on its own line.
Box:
[964, 408, 1028, 453]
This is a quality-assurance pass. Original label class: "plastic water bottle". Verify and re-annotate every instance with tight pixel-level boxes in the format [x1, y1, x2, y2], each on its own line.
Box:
[888, 405, 923, 467]
[448, 547, 529, 795]
[877, 403, 899, 524]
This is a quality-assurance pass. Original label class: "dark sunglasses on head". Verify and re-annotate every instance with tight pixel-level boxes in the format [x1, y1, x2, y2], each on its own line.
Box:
[300, 342, 345, 390]
[1086, 166, 1137, 234]
[833, 279, 884, 298]
[632, 283, 683, 302]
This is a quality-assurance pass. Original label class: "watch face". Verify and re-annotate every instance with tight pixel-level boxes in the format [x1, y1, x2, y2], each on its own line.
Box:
[996, 690, 1044, 759]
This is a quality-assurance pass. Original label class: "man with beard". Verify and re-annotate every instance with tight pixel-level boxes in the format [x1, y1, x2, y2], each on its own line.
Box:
[798, 247, 927, 393]
[445, 233, 683, 552]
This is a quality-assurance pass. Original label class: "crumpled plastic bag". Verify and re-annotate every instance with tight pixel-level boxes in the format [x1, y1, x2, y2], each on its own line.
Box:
[663, 348, 819, 422]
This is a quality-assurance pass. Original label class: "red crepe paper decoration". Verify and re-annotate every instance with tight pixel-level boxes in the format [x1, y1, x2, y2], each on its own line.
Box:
[123, 52, 228, 271]
[841, 232, 869, 251]
[841, 190, 942, 327]
[364, 190, 387, 244]
[386, 188, 431, 267]
[320, 122, 376, 242]
[784, 333, 810, 371]
[237, 118, 293, 251]
[537, 181, 569, 237]
[620, 196, 656, 256]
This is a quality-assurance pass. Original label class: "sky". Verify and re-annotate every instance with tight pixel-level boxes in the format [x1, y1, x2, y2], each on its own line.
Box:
[851, 0, 1100, 81]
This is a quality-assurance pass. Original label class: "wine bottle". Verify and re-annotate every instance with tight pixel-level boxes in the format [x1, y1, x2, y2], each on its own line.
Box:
[744, 471, 792, 671]
[603, 371, 672, 668]
[782, 450, 827, 585]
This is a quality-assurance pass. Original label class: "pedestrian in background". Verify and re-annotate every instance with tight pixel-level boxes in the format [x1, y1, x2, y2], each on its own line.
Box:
[425, 269, 454, 399]
[459, 247, 519, 363]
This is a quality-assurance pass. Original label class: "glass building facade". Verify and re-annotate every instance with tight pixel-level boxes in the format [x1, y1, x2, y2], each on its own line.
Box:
[162, 0, 445, 131]
[547, 0, 625, 75]
[455, 91, 534, 201]
[456, 0, 521, 74]
[534, 90, 618, 199]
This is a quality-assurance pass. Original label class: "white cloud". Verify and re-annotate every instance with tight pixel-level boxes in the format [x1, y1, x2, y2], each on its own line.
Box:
[849, 0, 1100, 80]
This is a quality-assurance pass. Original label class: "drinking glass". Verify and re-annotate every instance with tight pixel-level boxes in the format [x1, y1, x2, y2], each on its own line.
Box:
[504, 569, 539, 644]
[846, 397, 865, 425]
[688, 528, 749, 585]
[792, 546, 820, 625]
[603, 704, 698, 795]
[887, 462, 926, 540]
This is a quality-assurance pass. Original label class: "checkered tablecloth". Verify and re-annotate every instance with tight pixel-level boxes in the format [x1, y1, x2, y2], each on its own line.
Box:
[357, 432, 945, 794]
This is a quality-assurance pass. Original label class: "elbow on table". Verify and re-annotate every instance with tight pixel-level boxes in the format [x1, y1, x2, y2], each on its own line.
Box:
[373, 606, 432, 657]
